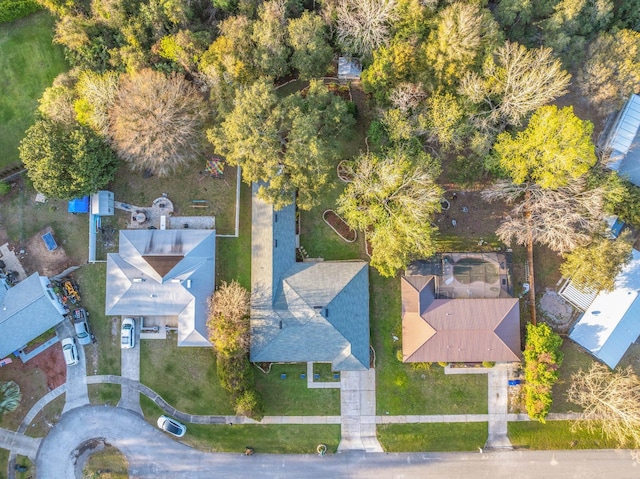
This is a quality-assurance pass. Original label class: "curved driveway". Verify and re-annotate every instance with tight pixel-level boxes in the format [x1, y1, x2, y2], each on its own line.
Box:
[37, 405, 640, 479]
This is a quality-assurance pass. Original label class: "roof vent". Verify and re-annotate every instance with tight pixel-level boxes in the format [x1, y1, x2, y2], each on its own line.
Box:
[279, 320, 283, 329]
[133, 278, 144, 283]
[186, 279, 192, 289]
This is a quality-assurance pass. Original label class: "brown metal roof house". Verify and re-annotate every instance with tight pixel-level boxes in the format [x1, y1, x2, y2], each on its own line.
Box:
[401, 274, 521, 363]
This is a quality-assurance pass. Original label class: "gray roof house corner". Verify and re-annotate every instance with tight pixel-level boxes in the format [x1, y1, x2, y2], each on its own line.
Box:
[569, 248, 640, 368]
[106, 229, 216, 347]
[401, 274, 521, 363]
[250, 183, 370, 371]
[604, 94, 640, 186]
[0, 273, 68, 358]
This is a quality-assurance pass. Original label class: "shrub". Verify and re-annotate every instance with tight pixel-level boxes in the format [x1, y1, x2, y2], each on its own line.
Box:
[395, 349, 403, 362]
[234, 389, 264, 420]
[0, 381, 21, 413]
[410, 362, 432, 371]
[0, 0, 41, 24]
[482, 361, 496, 368]
[438, 361, 449, 367]
[216, 355, 254, 394]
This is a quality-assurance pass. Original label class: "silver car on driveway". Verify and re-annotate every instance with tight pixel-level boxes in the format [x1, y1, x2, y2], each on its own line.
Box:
[121, 317, 135, 349]
[73, 308, 93, 346]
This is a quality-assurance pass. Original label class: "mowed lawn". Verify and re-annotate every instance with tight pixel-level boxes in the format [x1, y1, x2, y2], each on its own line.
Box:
[0, 12, 67, 167]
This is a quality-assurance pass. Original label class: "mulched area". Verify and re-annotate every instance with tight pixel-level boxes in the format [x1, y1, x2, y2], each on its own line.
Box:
[323, 210, 357, 242]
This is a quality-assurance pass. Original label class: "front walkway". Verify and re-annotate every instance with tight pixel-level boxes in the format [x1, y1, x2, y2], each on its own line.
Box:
[338, 369, 383, 452]
[486, 363, 512, 449]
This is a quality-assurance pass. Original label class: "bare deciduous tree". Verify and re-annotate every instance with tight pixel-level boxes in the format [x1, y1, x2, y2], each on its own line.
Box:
[460, 41, 571, 128]
[207, 281, 251, 358]
[483, 178, 606, 254]
[109, 69, 207, 177]
[568, 363, 640, 449]
[335, 0, 398, 57]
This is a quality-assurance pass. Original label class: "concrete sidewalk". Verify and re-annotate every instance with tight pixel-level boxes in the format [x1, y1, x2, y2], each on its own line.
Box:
[486, 363, 511, 449]
[0, 428, 40, 461]
[338, 370, 383, 452]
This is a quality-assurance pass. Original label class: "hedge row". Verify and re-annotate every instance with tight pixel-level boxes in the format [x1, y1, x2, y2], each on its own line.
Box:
[0, 0, 41, 24]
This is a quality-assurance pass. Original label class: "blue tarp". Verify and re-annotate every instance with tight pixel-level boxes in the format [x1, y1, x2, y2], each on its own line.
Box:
[68, 196, 89, 213]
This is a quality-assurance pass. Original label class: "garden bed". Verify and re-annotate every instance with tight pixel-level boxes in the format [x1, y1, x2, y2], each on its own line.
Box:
[322, 210, 357, 243]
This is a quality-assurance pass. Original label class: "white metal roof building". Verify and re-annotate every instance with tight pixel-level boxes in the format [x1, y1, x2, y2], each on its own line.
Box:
[106, 229, 215, 347]
[569, 248, 640, 368]
[605, 94, 640, 186]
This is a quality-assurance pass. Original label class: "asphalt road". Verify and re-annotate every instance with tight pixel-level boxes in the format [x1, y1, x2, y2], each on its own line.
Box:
[36, 406, 640, 479]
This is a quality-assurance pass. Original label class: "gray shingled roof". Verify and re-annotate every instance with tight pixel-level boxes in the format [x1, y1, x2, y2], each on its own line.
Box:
[0, 274, 67, 358]
[250, 184, 370, 371]
[106, 229, 215, 347]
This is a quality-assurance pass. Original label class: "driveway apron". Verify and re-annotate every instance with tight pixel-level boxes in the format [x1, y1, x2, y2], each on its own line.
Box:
[56, 320, 89, 414]
[485, 363, 512, 449]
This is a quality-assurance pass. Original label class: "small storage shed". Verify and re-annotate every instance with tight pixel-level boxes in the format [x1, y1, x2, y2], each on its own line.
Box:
[604, 94, 640, 186]
[338, 57, 362, 81]
[91, 191, 114, 216]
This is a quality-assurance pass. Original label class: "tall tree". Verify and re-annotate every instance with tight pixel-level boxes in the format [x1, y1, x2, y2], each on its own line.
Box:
[207, 281, 251, 359]
[460, 41, 570, 129]
[523, 323, 563, 422]
[483, 178, 606, 323]
[490, 105, 596, 189]
[287, 11, 333, 80]
[252, 0, 290, 79]
[422, 1, 502, 90]
[568, 363, 640, 450]
[577, 29, 640, 115]
[560, 236, 633, 293]
[337, 143, 442, 277]
[74, 70, 120, 136]
[20, 119, 119, 200]
[335, 0, 398, 57]
[210, 80, 355, 210]
[109, 69, 207, 177]
[0, 381, 21, 414]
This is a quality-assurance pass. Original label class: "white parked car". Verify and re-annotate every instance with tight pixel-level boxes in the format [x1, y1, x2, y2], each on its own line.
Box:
[157, 416, 186, 437]
[121, 317, 136, 349]
[61, 338, 79, 366]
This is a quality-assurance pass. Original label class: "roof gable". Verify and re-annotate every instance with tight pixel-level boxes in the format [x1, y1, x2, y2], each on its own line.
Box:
[401, 274, 521, 363]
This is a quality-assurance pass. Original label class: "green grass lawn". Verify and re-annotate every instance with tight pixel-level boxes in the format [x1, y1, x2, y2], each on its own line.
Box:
[255, 364, 340, 416]
[110, 162, 239, 236]
[508, 421, 618, 450]
[88, 384, 121, 406]
[216, 183, 251, 288]
[140, 339, 234, 415]
[140, 396, 340, 453]
[74, 264, 121, 376]
[550, 339, 596, 413]
[83, 445, 128, 479]
[371, 272, 488, 414]
[0, 12, 67, 167]
[378, 423, 488, 452]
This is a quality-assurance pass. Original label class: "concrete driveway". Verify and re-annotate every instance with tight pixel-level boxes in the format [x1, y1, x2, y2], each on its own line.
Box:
[55, 320, 89, 414]
[35, 406, 640, 479]
[118, 317, 142, 415]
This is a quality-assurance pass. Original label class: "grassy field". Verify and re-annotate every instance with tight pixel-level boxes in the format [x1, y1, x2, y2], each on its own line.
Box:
[140, 396, 340, 453]
[83, 445, 128, 479]
[371, 272, 488, 414]
[508, 421, 618, 450]
[25, 394, 65, 438]
[216, 183, 251, 288]
[550, 339, 596, 413]
[88, 384, 121, 406]
[0, 12, 67, 167]
[110, 162, 239, 236]
[378, 423, 488, 452]
[255, 364, 340, 416]
[140, 339, 234, 415]
[74, 264, 121, 376]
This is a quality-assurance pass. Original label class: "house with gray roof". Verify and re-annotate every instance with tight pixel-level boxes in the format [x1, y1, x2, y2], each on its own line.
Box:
[604, 94, 640, 186]
[0, 273, 68, 358]
[250, 184, 370, 371]
[106, 229, 215, 347]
